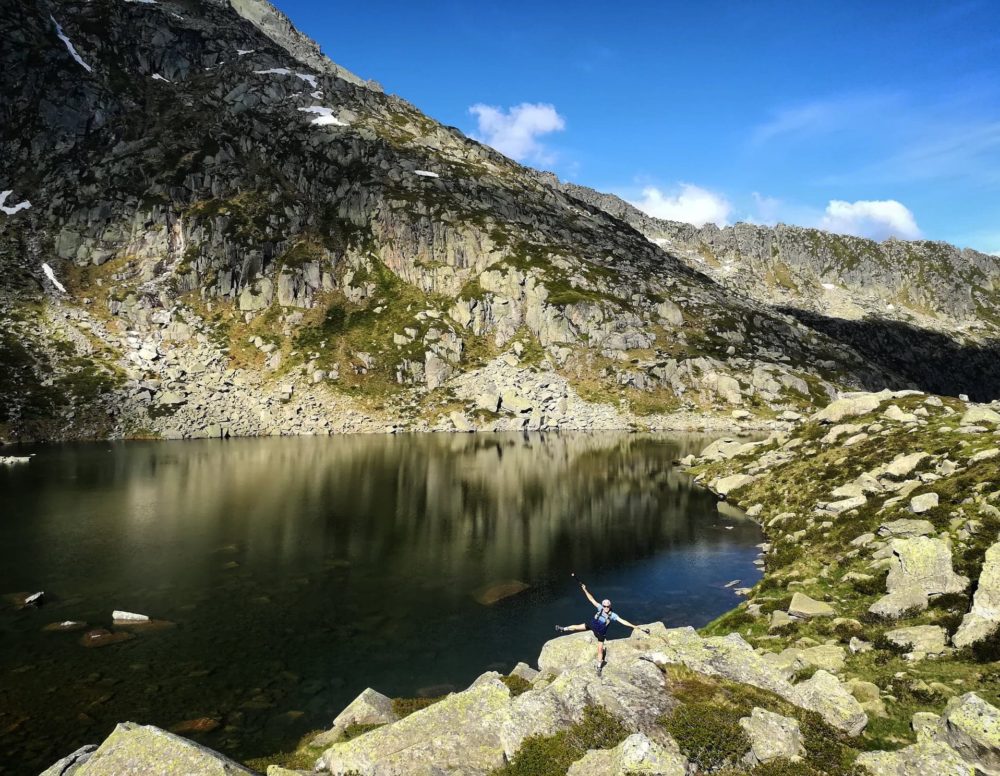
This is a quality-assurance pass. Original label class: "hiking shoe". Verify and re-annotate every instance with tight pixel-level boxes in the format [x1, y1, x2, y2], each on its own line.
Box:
[555, 625, 566, 632]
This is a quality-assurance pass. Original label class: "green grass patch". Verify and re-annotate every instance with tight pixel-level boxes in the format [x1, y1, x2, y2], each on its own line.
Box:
[491, 705, 629, 776]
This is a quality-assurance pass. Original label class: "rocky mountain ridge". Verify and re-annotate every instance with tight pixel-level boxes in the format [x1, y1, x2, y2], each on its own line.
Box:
[1, 0, 998, 444]
[560, 183, 1000, 401]
[559, 182, 1000, 331]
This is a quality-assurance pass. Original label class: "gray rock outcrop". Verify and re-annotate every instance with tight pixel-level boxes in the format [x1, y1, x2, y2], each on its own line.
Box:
[565, 733, 688, 775]
[739, 707, 804, 765]
[954, 540, 1000, 648]
[39, 722, 255, 775]
[933, 693, 1000, 775]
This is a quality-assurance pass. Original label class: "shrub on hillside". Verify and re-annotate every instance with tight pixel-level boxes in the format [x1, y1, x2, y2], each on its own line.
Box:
[662, 701, 750, 771]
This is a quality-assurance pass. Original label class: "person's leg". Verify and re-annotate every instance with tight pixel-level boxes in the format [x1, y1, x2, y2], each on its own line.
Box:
[556, 623, 586, 632]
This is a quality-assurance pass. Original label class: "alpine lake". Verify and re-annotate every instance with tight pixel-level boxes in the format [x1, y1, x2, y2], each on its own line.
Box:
[0, 432, 762, 774]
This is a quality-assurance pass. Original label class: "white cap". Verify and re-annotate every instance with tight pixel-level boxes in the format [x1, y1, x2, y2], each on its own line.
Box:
[601, 599, 611, 607]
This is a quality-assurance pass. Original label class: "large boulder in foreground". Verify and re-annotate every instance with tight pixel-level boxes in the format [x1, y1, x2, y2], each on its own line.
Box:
[856, 740, 974, 775]
[319, 643, 675, 776]
[791, 670, 868, 736]
[566, 732, 687, 775]
[320, 674, 514, 775]
[886, 537, 968, 597]
[39, 723, 256, 775]
[934, 693, 1000, 775]
[638, 626, 866, 734]
[813, 393, 885, 424]
[311, 687, 398, 747]
[739, 707, 804, 765]
[954, 541, 1000, 648]
[871, 537, 968, 619]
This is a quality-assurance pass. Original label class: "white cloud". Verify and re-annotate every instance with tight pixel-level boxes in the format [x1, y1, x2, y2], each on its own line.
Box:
[628, 184, 731, 227]
[818, 199, 921, 240]
[468, 102, 565, 164]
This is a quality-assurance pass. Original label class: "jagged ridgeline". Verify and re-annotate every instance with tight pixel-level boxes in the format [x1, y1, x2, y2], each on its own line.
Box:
[1, 0, 997, 442]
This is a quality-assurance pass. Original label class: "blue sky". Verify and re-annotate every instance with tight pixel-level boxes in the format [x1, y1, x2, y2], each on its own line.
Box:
[276, 0, 1000, 253]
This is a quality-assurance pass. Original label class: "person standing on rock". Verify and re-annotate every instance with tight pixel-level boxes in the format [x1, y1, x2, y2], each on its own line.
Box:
[555, 579, 650, 672]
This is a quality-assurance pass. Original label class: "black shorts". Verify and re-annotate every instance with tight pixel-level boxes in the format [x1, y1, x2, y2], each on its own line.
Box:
[586, 621, 609, 642]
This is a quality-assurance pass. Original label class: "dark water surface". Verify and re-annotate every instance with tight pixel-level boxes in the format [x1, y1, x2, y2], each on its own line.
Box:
[0, 433, 761, 774]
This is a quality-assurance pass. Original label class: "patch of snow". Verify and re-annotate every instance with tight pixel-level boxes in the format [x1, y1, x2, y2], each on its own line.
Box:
[651, 237, 671, 246]
[254, 68, 318, 88]
[124, 0, 158, 4]
[297, 106, 346, 126]
[50, 15, 92, 73]
[152, 73, 171, 82]
[0, 191, 31, 216]
[42, 263, 67, 293]
[236, 49, 255, 56]
[310, 90, 323, 99]
[821, 283, 836, 290]
[413, 170, 440, 178]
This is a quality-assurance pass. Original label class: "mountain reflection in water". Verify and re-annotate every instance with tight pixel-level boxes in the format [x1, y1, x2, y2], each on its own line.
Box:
[0, 432, 761, 774]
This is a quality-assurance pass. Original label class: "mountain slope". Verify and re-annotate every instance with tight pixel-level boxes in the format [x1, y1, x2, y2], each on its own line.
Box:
[0, 0, 991, 442]
[560, 183, 1000, 399]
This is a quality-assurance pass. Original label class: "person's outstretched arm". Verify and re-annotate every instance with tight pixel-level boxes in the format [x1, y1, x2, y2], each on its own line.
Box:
[580, 584, 599, 608]
[614, 615, 651, 634]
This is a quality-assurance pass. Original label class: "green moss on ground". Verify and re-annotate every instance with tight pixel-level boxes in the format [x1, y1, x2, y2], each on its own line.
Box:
[243, 728, 325, 771]
[490, 705, 629, 776]
[391, 695, 446, 718]
[662, 666, 857, 775]
[691, 391, 1000, 758]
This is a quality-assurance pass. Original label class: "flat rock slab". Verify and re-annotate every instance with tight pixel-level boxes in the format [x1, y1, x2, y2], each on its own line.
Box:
[80, 629, 136, 648]
[910, 493, 940, 514]
[885, 625, 948, 656]
[878, 519, 935, 539]
[474, 580, 530, 605]
[887, 537, 968, 597]
[739, 707, 804, 764]
[112, 610, 150, 623]
[320, 675, 514, 775]
[714, 473, 756, 496]
[954, 541, 1000, 648]
[43, 620, 89, 632]
[312, 687, 397, 747]
[42, 722, 255, 775]
[167, 716, 221, 736]
[935, 692, 1000, 775]
[869, 588, 929, 619]
[791, 670, 868, 736]
[856, 740, 974, 775]
[813, 394, 884, 424]
[788, 592, 835, 619]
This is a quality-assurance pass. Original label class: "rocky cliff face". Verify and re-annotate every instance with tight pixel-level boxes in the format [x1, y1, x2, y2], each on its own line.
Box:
[0, 0, 995, 442]
[560, 184, 1000, 401]
[561, 183, 1000, 330]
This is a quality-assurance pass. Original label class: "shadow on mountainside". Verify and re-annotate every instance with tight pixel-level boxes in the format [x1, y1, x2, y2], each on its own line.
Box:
[782, 309, 1000, 402]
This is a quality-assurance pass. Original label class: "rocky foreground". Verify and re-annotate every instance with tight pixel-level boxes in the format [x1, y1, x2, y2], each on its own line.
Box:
[39, 389, 1000, 774]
